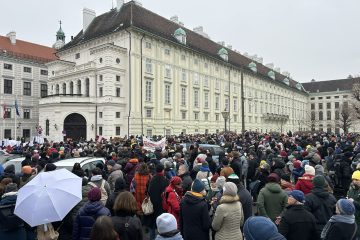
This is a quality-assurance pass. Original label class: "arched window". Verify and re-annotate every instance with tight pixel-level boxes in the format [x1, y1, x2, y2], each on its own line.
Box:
[70, 82, 74, 95]
[77, 80, 81, 94]
[85, 78, 89, 97]
[56, 84, 59, 95]
[62, 83, 66, 94]
[319, 124, 324, 132]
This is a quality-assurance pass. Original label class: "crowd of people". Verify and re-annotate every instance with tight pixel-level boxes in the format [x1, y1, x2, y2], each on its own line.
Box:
[0, 131, 360, 240]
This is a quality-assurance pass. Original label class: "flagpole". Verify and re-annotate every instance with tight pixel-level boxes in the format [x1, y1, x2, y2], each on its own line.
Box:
[14, 101, 17, 141]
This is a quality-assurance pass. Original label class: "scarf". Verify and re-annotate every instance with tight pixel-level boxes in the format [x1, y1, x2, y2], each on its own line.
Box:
[321, 214, 355, 239]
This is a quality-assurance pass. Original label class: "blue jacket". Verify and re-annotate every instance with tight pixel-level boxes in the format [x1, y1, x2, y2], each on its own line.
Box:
[72, 201, 111, 240]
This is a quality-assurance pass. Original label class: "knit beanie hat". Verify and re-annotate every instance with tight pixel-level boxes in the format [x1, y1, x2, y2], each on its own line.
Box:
[5, 183, 18, 193]
[293, 160, 302, 169]
[312, 175, 326, 188]
[107, 160, 116, 166]
[314, 165, 324, 175]
[267, 173, 280, 183]
[22, 166, 32, 175]
[244, 216, 286, 240]
[288, 190, 305, 203]
[223, 182, 238, 197]
[170, 176, 182, 186]
[337, 199, 355, 215]
[227, 173, 240, 185]
[305, 165, 315, 176]
[352, 170, 360, 180]
[88, 187, 101, 202]
[216, 176, 226, 189]
[191, 179, 205, 193]
[156, 213, 177, 234]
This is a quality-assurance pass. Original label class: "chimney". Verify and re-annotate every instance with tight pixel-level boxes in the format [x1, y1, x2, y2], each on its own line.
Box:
[83, 8, 96, 33]
[6, 31, 16, 45]
[170, 15, 179, 23]
[116, 0, 124, 11]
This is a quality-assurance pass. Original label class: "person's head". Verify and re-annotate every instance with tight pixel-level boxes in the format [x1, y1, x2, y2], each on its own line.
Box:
[287, 190, 305, 205]
[191, 179, 206, 196]
[216, 176, 226, 190]
[92, 167, 102, 176]
[137, 163, 149, 175]
[222, 182, 238, 197]
[90, 216, 118, 240]
[352, 170, 360, 187]
[113, 191, 138, 215]
[106, 160, 116, 171]
[312, 175, 327, 189]
[227, 173, 240, 185]
[88, 187, 101, 202]
[177, 164, 188, 176]
[304, 165, 315, 176]
[72, 162, 81, 171]
[267, 173, 280, 184]
[170, 176, 182, 189]
[156, 163, 165, 174]
[114, 177, 126, 192]
[44, 163, 57, 172]
[156, 213, 178, 235]
[243, 216, 285, 240]
[336, 199, 355, 216]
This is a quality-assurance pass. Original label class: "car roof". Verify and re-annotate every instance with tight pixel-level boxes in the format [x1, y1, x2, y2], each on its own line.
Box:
[54, 157, 105, 167]
[3, 157, 24, 163]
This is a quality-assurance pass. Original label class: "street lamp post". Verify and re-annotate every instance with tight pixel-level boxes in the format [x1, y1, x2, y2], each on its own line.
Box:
[221, 109, 230, 132]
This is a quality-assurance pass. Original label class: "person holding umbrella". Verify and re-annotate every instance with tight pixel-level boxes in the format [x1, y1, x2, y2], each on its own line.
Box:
[73, 187, 111, 240]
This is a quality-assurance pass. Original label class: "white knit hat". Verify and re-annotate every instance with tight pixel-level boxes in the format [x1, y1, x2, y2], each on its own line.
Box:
[156, 213, 177, 234]
[305, 165, 315, 176]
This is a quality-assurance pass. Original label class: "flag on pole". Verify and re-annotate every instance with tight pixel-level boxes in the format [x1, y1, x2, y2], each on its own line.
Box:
[15, 100, 20, 116]
[2, 104, 7, 119]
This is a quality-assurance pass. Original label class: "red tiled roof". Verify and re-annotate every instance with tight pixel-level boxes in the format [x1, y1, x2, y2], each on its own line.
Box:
[0, 35, 57, 63]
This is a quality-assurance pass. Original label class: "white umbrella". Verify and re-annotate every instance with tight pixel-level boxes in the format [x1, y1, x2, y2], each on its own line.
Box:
[14, 168, 82, 227]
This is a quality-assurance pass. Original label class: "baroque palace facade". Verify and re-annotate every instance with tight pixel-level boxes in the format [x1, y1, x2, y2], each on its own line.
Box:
[38, 0, 309, 141]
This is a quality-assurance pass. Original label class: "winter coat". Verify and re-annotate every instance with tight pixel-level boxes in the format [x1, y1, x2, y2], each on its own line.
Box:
[0, 165, 20, 187]
[180, 191, 211, 240]
[206, 158, 217, 175]
[278, 204, 319, 240]
[247, 159, 258, 180]
[108, 164, 124, 191]
[292, 167, 305, 183]
[148, 174, 170, 220]
[196, 170, 213, 181]
[212, 195, 243, 240]
[280, 180, 295, 191]
[165, 185, 182, 226]
[106, 178, 126, 216]
[272, 160, 286, 178]
[237, 183, 253, 223]
[323, 221, 357, 240]
[132, 173, 151, 211]
[89, 175, 111, 198]
[257, 182, 288, 221]
[230, 157, 242, 179]
[70, 184, 92, 225]
[124, 161, 138, 185]
[112, 211, 143, 240]
[339, 158, 352, 191]
[155, 232, 183, 240]
[72, 201, 111, 240]
[347, 183, 360, 237]
[295, 174, 314, 195]
[179, 172, 192, 193]
[304, 187, 336, 236]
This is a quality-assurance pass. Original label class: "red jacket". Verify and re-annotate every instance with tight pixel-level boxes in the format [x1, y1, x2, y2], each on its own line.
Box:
[294, 174, 314, 195]
[165, 185, 182, 227]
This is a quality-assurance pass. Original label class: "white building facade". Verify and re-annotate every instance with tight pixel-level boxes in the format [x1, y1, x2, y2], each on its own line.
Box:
[39, 1, 308, 141]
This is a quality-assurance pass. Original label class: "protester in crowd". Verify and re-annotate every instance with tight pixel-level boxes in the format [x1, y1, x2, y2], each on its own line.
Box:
[295, 165, 315, 195]
[107, 160, 124, 191]
[304, 175, 337, 236]
[278, 190, 318, 240]
[88, 167, 111, 205]
[177, 164, 192, 193]
[90, 216, 119, 240]
[130, 163, 151, 213]
[321, 199, 357, 240]
[19, 166, 34, 188]
[156, 213, 183, 240]
[106, 177, 126, 216]
[257, 173, 287, 223]
[347, 170, 360, 238]
[0, 164, 20, 187]
[292, 160, 304, 183]
[164, 176, 183, 226]
[243, 216, 286, 240]
[219, 158, 234, 179]
[111, 191, 143, 240]
[180, 179, 211, 240]
[212, 182, 244, 240]
[230, 151, 242, 180]
[280, 174, 294, 192]
[123, 158, 139, 186]
[73, 187, 111, 240]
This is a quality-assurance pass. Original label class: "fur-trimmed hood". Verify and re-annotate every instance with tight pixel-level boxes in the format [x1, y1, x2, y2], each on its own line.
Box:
[220, 194, 239, 204]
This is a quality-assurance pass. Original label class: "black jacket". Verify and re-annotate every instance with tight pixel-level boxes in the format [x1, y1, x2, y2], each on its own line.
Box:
[304, 187, 336, 235]
[112, 211, 143, 240]
[180, 192, 211, 240]
[179, 172, 192, 193]
[105, 178, 126, 216]
[230, 157, 242, 179]
[237, 184, 253, 222]
[147, 174, 169, 219]
[323, 221, 357, 240]
[278, 204, 319, 240]
[247, 159, 258, 180]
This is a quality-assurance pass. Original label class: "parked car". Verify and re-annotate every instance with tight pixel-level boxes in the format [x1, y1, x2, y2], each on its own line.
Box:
[0, 150, 19, 165]
[1, 157, 25, 173]
[179, 143, 224, 165]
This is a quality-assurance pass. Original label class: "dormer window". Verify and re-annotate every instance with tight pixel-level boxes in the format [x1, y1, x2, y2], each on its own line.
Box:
[283, 78, 290, 85]
[248, 62, 257, 72]
[218, 48, 228, 61]
[296, 82, 303, 90]
[268, 70, 275, 80]
[174, 28, 186, 44]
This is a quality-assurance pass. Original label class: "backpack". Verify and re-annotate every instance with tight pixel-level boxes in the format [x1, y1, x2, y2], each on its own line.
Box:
[88, 180, 108, 205]
[161, 189, 180, 212]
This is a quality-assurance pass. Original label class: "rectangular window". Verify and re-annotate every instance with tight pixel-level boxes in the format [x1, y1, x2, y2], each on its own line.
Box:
[327, 111, 331, 120]
[343, 95, 348, 98]
[204, 113, 209, 121]
[146, 59, 152, 73]
[225, 98, 229, 111]
[145, 80, 152, 102]
[311, 103, 315, 110]
[181, 54, 186, 61]
[194, 112, 199, 120]
[4, 79, 12, 94]
[23, 82, 31, 96]
[116, 112, 120, 118]
[99, 112, 103, 118]
[116, 75, 120, 82]
[41, 69, 48, 75]
[145, 42, 152, 49]
[204, 76, 209, 87]
[334, 96, 339, 99]
[327, 103, 331, 109]
[165, 85, 171, 104]
[215, 79, 220, 90]
[165, 65, 171, 78]
[318, 97, 323, 100]
[335, 102, 339, 109]
[233, 115, 237, 122]
[204, 92, 209, 108]
[215, 114, 219, 121]
[215, 95, 220, 110]
[343, 102, 349, 109]
[335, 111, 339, 120]
[311, 111, 315, 120]
[310, 97, 315, 100]
[164, 49, 170, 55]
[194, 89, 199, 108]
[181, 111, 186, 120]
[41, 84, 48, 97]
[326, 96, 331, 99]
[99, 75, 103, 81]
[319, 111, 323, 120]
[116, 127, 120, 135]
[23, 67, 32, 73]
[75, 53, 80, 59]
[193, 73, 199, 85]
[146, 129, 153, 137]
[23, 109, 30, 119]
[146, 109, 152, 118]
[116, 88, 121, 97]
[4, 129, 11, 139]
[23, 129, 30, 140]
[204, 63, 208, 68]
[234, 99, 238, 112]
[4, 108, 11, 118]
[99, 126, 103, 136]
[4, 63, 12, 70]
[181, 87, 186, 106]
[318, 103, 323, 110]
[99, 87, 103, 97]
[181, 69, 187, 81]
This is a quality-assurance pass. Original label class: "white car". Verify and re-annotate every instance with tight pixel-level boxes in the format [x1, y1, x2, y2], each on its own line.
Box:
[2, 157, 25, 173]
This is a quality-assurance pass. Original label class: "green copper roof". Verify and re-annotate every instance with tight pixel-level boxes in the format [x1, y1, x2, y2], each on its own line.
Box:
[218, 48, 228, 56]
[248, 62, 257, 72]
[268, 70, 275, 79]
[283, 78, 290, 85]
[296, 82, 302, 90]
[174, 28, 186, 36]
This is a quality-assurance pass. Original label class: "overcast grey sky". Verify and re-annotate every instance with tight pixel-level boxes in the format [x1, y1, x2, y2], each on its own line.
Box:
[1, 0, 359, 82]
